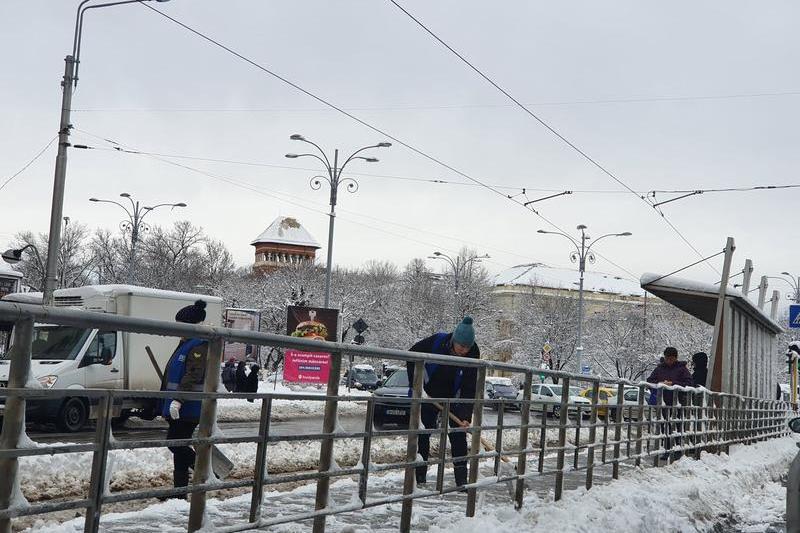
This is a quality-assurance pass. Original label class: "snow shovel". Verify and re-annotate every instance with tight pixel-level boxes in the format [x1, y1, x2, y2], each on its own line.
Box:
[431, 401, 517, 498]
[145, 346, 234, 480]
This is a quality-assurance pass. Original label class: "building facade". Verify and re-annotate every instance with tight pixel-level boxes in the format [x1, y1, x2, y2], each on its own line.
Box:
[251, 216, 320, 274]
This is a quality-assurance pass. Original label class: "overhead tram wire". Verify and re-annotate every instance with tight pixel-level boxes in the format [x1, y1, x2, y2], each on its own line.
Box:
[72, 129, 548, 272]
[386, 0, 720, 276]
[0, 136, 58, 193]
[138, 3, 638, 280]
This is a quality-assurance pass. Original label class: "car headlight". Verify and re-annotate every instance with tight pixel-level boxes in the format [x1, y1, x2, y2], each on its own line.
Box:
[37, 375, 58, 389]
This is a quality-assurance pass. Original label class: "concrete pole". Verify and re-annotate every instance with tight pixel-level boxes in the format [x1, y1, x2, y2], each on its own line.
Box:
[757, 276, 769, 310]
[42, 56, 76, 305]
[770, 290, 780, 321]
[323, 149, 338, 309]
[707, 237, 735, 391]
[741, 259, 754, 295]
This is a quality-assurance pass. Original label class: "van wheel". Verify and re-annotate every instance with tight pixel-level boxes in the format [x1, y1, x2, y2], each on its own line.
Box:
[57, 398, 88, 432]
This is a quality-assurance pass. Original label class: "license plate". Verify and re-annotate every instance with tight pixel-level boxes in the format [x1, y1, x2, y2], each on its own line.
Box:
[386, 409, 407, 416]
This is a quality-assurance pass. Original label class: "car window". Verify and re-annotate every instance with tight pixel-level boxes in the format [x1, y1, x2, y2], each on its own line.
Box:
[541, 387, 554, 397]
[624, 390, 638, 401]
[532, 385, 540, 394]
[384, 369, 409, 388]
[84, 331, 117, 363]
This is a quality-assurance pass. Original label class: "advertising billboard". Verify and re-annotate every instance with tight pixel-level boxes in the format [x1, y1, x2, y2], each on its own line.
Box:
[223, 308, 261, 362]
[284, 306, 339, 384]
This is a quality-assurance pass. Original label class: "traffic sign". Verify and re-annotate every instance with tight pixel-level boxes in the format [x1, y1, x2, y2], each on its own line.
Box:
[790, 305, 800, 329]
[543, 342, 552, 353]
[581, 364, 591, 375]
[353, 318, 369, 334]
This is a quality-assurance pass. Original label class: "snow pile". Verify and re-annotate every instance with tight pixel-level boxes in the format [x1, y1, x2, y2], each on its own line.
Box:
[216, 381, 370, 422]
[430, 436, 799, 533]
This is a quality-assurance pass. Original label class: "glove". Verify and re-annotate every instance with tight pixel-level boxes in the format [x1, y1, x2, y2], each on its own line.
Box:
[169, 400, 182, 420]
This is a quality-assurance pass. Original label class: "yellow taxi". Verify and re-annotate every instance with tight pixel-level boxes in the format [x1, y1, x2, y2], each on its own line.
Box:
[578, 386, 619, 418]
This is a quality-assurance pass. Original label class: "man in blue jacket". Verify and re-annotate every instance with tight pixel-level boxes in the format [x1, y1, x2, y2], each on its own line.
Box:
[161, 300, 209, 490]
[407, 316, 479, 487]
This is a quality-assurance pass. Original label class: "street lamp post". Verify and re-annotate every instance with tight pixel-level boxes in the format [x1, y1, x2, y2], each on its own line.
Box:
[537, 225, 632, 374]
[779, 272, 800, 304]
[89, 193, 186, 284]
[428, 250, 490, 322]
[41, 0, 172, 305]
[286, 134, 391, 307]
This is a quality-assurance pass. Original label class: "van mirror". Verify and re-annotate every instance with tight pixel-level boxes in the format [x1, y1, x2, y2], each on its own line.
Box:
[789, 417, 800, 434]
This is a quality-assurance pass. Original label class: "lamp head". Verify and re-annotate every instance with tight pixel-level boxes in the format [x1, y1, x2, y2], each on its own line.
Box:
[1, 249, 22, 265]
[619, 232, 633, 236]
[577, 224, 587, 230]
[89, 198, 99, 202]
[536, 229, 547, 234]
[377, 142, 392, 148]
[782, 272, 792, 277]
[363, 157, 379, 163]
[290, 134, 305, 141]
[285, 154, 299, 159]
[175, 202, 187, 207]
[119, 193, 131, 198]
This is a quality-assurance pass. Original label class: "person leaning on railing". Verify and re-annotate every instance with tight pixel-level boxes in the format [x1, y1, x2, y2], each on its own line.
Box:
[160, 300, 210, 492]
[406, 316, 479, 488]
[646, 346, 693, 460]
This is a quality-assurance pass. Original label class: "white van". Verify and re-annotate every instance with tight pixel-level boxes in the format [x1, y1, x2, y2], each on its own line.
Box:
[0, 285, 222, 431]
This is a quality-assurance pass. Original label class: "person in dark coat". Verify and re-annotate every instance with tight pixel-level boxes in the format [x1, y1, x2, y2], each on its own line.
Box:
[161, 300, 209, 491]
[221, 358, 237, 392]
[406, 316, 479, 488]
[691, 352, 708, 388]
[235, 361, 247, 393]
[646, 347, 693, 459]
[244, 364, 260, 402]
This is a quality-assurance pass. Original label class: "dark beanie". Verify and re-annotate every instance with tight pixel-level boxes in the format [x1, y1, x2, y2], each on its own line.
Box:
[175, 300, 207, 324]
[452, 316, 475, 348]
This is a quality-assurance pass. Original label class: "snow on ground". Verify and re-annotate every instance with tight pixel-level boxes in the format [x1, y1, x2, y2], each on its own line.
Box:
[216, 381, 370, 422]
[25, 436, 799, 533]
[431, 436, 799, 533]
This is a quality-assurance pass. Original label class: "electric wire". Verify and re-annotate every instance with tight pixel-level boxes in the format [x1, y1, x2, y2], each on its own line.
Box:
[0, 136, 58, 193]
[386, 0, 720, 275]
[138, 2, 639, 279]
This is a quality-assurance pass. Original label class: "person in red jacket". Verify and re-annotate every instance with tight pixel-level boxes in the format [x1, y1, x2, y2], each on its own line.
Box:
[646, 346, 693, 460]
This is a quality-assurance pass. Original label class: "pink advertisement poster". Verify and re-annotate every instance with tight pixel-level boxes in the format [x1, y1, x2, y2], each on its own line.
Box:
[283, 350, 331, 384]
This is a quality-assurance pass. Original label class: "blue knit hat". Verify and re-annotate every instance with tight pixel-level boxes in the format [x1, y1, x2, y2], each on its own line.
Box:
[452, 316, 475, 348]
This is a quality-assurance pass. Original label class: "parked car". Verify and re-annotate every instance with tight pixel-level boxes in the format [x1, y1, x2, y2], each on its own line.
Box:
[578, 386, 619, 418]
[525, 383, 590, 417]
[372, 368, 411, 429]
[485, 377, 520, 410]
[341, 364, 380, 391]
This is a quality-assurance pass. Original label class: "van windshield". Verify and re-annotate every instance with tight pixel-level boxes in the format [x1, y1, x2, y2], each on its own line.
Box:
[28, 326, 91, 360]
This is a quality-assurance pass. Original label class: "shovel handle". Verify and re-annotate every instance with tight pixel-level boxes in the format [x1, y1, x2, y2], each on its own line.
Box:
[431, 401, 511, 463]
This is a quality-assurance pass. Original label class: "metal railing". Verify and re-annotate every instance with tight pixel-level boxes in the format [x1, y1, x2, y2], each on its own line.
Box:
[0, 300, 792, 533]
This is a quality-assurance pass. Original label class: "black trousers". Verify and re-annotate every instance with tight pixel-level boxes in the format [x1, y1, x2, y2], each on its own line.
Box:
[167, 419, 199, 488]
[417, 403, 468, 485]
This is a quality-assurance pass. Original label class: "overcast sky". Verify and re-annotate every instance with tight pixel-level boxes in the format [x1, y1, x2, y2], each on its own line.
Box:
[2, 1, 799, 304]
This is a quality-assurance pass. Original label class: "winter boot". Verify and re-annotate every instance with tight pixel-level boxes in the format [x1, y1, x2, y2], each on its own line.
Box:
[415, 466, 428, 485]
[453, 465, 468, 488]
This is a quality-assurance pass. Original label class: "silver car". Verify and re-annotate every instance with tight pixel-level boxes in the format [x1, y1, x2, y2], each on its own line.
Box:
[525, 383, 591, 417]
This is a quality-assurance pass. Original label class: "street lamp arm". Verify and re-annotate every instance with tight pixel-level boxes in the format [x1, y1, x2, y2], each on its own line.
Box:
[538, 230, 581, 255]
[339, 144, 382, 175]
[292, 137, 332, 170]
[287, 153, 331, 174]
[431, 252, 457, 271]
[89, 198, 133, 221]
[586, 232, 631, 252]
[767, 276, 798, 291]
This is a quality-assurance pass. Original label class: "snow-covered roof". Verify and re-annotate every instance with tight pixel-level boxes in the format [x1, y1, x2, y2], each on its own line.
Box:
[494, 263, 645, 297]
[53, 284, 224, 304]
[0, 262, 23, 280]
[640, 272, 782, 333]
[250, 216, 320, 248]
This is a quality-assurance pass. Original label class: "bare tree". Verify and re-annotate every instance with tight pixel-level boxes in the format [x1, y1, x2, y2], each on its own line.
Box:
[13, 221, 94, 290]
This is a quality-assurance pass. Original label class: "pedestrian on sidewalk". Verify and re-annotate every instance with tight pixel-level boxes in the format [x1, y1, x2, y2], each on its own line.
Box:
[221, 358, 237, 392]
[646, 347, 693, 460]
[406, 316, 479, 488]
[235, 360, 247, 393]
[245, 363, 260, 402]
[161, 300, 209, 491]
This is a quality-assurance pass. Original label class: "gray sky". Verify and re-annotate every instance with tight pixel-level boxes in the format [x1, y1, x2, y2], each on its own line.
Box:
[2, 1, 799, 304]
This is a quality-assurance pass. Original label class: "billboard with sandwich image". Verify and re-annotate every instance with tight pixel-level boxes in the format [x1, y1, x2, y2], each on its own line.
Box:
[284, 306, 339, 384]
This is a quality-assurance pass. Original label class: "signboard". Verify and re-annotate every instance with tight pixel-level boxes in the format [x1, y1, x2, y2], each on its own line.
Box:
[790, 305, 800, 329]
[0, 277, 19, 300]
[581, 364, 591, 375]
[223, 308, 261, 361]
[284, 306, 339, 384]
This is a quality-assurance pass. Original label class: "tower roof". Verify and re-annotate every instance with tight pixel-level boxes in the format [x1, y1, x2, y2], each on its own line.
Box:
[250, 216, 321, 248]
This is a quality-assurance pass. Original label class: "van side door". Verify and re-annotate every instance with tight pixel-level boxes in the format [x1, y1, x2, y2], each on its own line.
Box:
[80, 330, 123, 389]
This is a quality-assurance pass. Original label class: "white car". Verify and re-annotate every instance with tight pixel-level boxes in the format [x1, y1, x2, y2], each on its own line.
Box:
[522, 383, 591, 417]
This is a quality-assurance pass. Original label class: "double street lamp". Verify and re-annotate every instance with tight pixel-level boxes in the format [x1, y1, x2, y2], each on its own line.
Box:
[537, 225, 632, 374]
[775, 272, 800, 304]
[89, 193, 186, 284]
[41, 0, 171, 304]
[428, 250, 490, 322]
[286, 134, 391, 307]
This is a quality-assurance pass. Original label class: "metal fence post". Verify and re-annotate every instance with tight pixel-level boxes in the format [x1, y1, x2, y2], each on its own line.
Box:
[188, 337, 223, 533]
[400, 360, 424, 533]
[553, 376, 570, 501]
[0, 318, 33, 533]
[612, 383, 624, 479]
[436, 400, 450, 494]
[249, 397, 273, 523]
[537, 401, 547, 473]
[358, 399, 375, 505]
[84, 393, 114, 533]
[634, 385, 645, 467]
[653, 388, 664, 467]
[585, 381, 600, 490]
[515, 371, 532, 510]
[787, 441, 800, 532]
[573, 403, 582, 470]
[313, 350, 343, 533]
[466, 367, 486, 517]
[493, 399, 505, 477]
